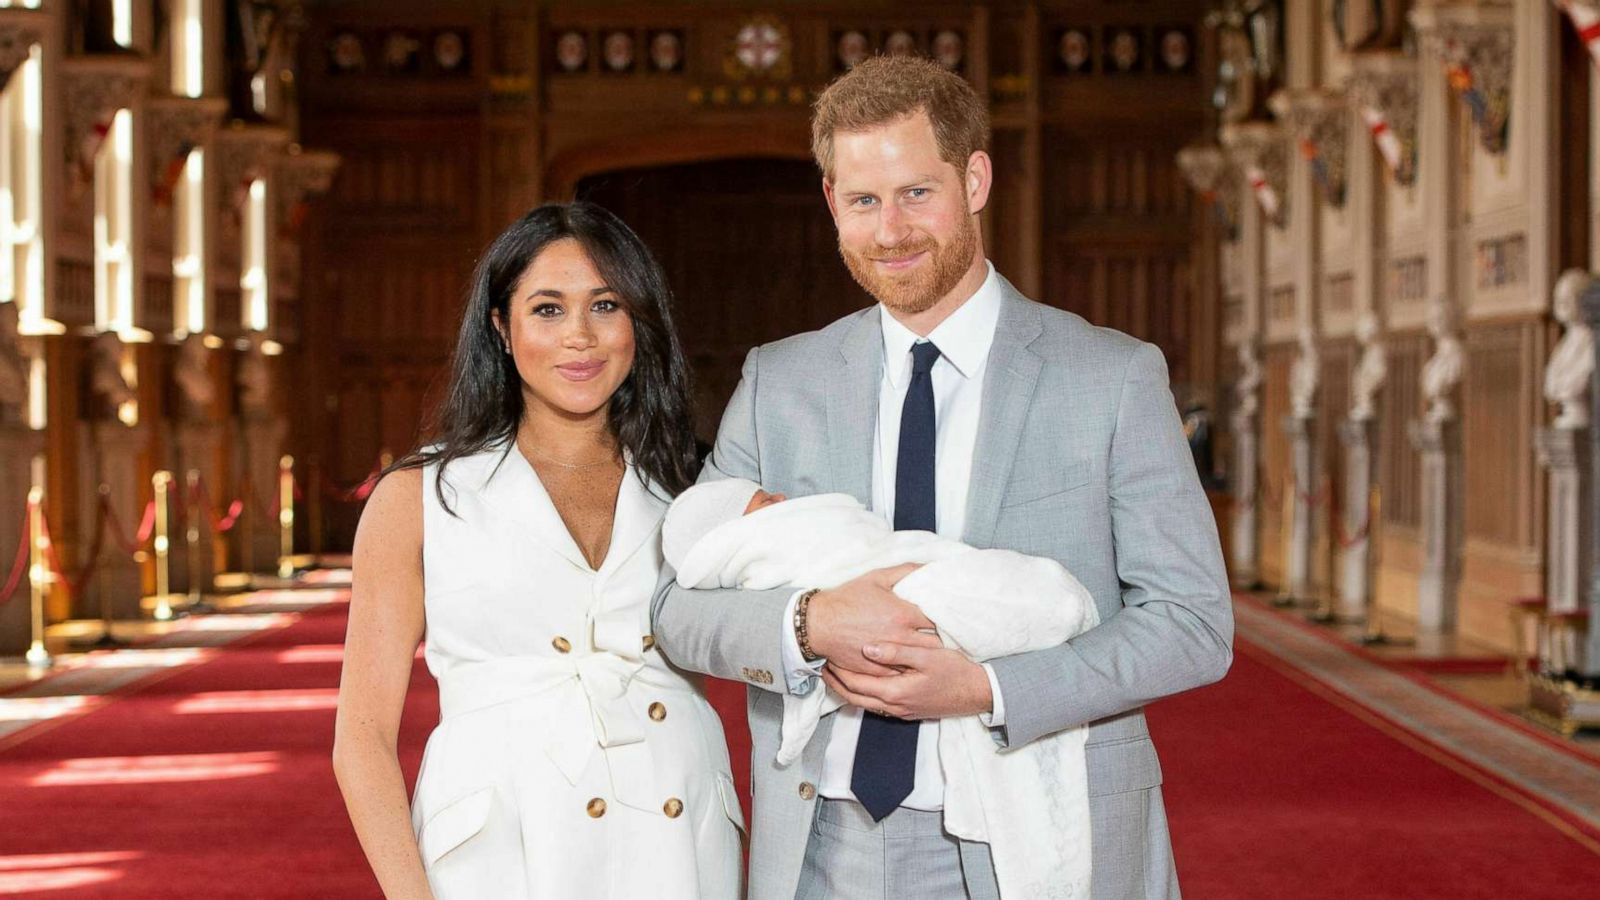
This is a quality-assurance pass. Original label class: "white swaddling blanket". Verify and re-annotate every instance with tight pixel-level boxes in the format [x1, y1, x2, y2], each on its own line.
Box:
[668, 491, 1098, 900]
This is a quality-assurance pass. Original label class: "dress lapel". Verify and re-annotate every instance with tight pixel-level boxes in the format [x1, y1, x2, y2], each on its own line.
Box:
[825, 310, 882, 505]
[963, 277, 1044, 549]
[477, 442, 598, 573]
[599, 466, 670, 579]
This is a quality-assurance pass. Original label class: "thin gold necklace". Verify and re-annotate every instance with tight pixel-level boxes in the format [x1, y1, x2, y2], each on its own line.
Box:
[519, 438, 618, 470]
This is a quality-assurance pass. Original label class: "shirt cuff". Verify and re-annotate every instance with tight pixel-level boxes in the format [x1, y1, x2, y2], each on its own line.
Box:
[780, 589, 825, 695]
[977, 662, 1006, 728]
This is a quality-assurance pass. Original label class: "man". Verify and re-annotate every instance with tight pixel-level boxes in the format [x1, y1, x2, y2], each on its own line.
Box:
[653, 55, 1232, 900]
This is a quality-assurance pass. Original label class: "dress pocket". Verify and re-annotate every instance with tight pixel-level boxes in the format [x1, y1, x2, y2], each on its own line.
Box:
[418, 786, 494, 868]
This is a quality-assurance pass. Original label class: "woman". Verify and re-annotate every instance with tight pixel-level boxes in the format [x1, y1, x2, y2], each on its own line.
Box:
[333, 202, 743, 899]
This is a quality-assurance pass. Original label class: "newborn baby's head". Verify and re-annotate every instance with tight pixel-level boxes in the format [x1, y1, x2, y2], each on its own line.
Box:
[662, 478, 786, 568]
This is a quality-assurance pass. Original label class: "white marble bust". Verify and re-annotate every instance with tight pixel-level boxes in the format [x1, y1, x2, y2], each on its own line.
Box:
[1289, 327, 1319, 421]
[238, 335, 274, 418]
[1232, 338, 1262, 432]
[1421, 300, 1463, 424]
[90, 330, 136, 417]
[1544, 269, 1596, 430]
[174, 332, 217, 421]
[1350, 310, 1386, 423]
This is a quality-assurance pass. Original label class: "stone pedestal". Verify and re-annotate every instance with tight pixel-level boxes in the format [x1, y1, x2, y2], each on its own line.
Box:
[1230, 414, 1260, 588]
[0, 425, 44, 656]
[1409, 417, 1462, 633]
[1284, 414, 1317, 602]
[1338, 419, 1377, 622]
[77, 422, 152, 621]
[170, 422, 226, 597]
[1537, 428, 1590, 617]
[237, 416, 287, 574]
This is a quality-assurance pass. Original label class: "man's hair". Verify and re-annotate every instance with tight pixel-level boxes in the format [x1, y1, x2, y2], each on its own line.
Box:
[810, 55, 990, 181]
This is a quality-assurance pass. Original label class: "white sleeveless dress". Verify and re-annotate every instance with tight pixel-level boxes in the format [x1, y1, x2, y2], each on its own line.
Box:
[412, 444, 743, 899]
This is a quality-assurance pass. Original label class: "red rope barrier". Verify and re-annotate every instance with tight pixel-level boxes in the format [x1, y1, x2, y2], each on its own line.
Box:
[191, 476, 245, 534]
[321, 468, 379, 503]
[39, 503, 110, 602]
[0, 501, 31, 606]
[101, 494, 156, 557]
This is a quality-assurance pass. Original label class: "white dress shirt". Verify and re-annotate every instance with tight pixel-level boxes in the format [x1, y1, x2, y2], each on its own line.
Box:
[779, 261, 1006, 811]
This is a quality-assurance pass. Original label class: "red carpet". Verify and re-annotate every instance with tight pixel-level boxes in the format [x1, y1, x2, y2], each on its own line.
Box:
[2, 597, 1597, 898]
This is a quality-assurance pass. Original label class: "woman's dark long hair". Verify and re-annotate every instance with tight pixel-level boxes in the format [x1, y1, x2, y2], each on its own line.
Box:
[389, 202, 700, 510]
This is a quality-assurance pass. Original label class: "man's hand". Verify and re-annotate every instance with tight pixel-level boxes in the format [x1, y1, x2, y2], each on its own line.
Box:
[807, 563, 942, 676]
[821, 643, 994, 720]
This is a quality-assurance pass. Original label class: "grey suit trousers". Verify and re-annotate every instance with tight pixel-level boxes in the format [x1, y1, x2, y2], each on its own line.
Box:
[793, 790, 1179, 900]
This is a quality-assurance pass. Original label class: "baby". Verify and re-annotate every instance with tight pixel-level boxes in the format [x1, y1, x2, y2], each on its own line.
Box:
[662, 478, 1098, 900]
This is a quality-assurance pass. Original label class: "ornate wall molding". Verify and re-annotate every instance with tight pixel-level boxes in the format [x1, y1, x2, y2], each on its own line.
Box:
[212, 123, 290, 215]
[0, 8, 46, 93]
[61, 56, 150, 188]
[1412, 4, 1515, 156]
[1176, 142, 1241, 240]
[1221, 121, 1289, 229]
[146, 96, 228, 204]
[274, 147, 341, 220]
[1269, 88, 1350, 208]
[1345, 54, 1419, 187]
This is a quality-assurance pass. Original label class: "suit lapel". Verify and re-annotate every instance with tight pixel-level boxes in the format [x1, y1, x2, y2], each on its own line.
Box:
[963, 279, 1044, 549]
[825, 309, 882, 504]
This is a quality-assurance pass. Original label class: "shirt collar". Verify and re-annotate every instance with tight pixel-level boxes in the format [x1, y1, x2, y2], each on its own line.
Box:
[880, 260, 1002, 389]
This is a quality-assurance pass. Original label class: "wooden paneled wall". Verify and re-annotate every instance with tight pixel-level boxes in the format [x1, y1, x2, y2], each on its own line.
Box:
[295, 0, 1218, 550]
[1462, 320, 1545, 553]
[1379, 331, 1428, 534]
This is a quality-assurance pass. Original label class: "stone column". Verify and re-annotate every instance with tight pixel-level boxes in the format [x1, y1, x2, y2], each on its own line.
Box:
[171, 421, 225, 596]
[0, 424, 43, 656]
[1537, 429, 1589, 617]
[1578, 281, 1600, 675]
[79, 421, 153, 621]
[236, 335, 284, 574]
[237, 416, 286, 574]
[1284, 413, 1317, 603]
[1408, 417, 1462, 633]
[1338, 419, 1376, 622]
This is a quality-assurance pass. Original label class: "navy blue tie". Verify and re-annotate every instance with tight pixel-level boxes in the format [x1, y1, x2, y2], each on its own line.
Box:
[851, 340, 940, 821]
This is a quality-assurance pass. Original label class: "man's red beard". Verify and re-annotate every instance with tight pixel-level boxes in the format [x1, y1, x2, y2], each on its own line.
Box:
[839, 216, 978, 315]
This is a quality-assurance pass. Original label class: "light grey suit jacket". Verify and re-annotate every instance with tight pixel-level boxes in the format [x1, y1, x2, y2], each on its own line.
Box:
[652, 276, 1233, 900]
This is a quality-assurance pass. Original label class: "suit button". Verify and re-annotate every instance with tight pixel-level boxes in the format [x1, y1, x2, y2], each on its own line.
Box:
[587, 798, 606, 817]
[552, 636, 572, 654]
[642, 634, 656, 651]
[648, 702, 667, 721]
[798, 782, 816, 800]
[663, 797, 684, 818]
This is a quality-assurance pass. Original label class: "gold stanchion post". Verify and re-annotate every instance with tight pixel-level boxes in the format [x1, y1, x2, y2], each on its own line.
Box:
[277, 455, 295, 579]
[152, 471, 176, 621]
[24, 487, 51, 669]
